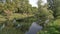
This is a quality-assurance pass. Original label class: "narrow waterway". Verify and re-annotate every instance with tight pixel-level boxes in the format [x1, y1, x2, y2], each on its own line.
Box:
[25, 22, 43, 34]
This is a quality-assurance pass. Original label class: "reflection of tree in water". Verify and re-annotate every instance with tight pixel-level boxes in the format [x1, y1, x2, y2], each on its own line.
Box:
[13, 18, 22, 29]
[0, 24, 5, 30]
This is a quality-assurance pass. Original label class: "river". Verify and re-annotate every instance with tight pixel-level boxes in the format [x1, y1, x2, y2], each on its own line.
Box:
[25, 22, 43, 34]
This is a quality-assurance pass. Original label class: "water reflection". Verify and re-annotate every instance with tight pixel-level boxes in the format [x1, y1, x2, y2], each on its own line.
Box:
[45, 19, 49, 24]
[13, 18, 16, 23]
[25, 22, 43, 34]
[0, 24, 5, 30]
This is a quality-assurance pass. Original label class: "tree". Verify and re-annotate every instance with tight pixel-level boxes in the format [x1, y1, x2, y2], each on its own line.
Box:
[47, 0, 60, 18]
[38, 0, 54, 25]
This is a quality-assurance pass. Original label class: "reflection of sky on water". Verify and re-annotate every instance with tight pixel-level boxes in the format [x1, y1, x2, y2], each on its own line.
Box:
[25, 22, 43, 34]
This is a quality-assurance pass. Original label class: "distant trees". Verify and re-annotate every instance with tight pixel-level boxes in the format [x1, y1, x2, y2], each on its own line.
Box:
[47, 0, 60, 18]
[38, 0, 54, 25]
[0, 0, 38, 26]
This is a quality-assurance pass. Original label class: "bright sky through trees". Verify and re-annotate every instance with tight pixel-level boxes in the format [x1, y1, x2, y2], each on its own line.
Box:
[29, 0, 47, 7]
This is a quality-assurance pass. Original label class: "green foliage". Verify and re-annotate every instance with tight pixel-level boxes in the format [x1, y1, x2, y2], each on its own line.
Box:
[37, 19, 60, 34]
[0, 0, 60, 34]
[48, 0, 60, 18]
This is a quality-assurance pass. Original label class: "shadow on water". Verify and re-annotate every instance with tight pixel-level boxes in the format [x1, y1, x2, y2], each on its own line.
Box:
[25, 22, 43, 34]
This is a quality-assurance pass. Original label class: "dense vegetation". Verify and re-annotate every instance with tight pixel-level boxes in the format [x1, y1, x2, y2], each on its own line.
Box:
[0, 0, 60, 34]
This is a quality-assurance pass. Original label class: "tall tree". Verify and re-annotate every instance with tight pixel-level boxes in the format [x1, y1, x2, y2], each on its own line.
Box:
[47, 0, 60, 18]
[38, 0, 54, 25]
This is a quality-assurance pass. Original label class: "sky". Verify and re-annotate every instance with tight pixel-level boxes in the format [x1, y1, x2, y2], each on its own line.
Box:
[29, 0, 47, 7]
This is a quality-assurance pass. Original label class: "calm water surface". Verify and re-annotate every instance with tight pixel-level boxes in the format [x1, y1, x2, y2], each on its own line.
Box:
[25, 22, 43, 34]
